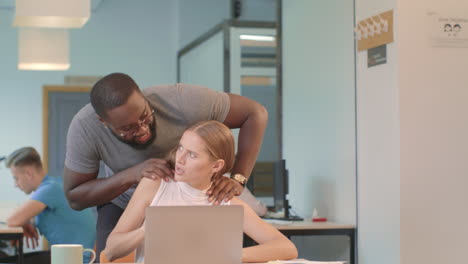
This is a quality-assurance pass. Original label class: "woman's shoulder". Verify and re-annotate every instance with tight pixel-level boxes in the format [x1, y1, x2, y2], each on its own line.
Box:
[135, 178, 163, 203]
[139, 177, 163, 188]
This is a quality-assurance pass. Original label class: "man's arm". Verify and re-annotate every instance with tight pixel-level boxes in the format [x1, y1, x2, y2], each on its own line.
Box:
[7, 201, 45, 249]
[64, 158, 172, 210]
[6, 200, 46, 227]
[208, 93, 268, 203]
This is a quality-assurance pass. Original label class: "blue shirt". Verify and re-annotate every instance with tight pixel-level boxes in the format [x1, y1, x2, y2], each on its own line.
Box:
[31, 175, 96, 263]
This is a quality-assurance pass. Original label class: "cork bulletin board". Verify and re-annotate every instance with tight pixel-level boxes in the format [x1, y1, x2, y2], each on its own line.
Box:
[357, 10, 394, 51]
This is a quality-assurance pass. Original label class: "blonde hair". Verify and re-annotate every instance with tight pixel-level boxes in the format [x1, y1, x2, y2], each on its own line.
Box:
[167, 121, 235, 179]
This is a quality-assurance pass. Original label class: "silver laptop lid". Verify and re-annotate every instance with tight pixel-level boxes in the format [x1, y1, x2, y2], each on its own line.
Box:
[145, 205, 243, 264]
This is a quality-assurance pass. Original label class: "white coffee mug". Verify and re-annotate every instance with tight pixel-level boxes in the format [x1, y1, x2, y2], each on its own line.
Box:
[51, 244, 96, 264]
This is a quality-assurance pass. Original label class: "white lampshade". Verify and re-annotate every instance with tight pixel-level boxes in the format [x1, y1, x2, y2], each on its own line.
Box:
[18, 28, 70, 71]
[14, 0, 90, 28]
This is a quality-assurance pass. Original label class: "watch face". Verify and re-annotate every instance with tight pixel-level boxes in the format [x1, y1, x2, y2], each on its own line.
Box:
[234, 174, 245, 184]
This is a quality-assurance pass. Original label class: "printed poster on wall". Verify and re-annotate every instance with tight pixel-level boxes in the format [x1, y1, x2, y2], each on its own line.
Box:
[427, 11, 468, 48]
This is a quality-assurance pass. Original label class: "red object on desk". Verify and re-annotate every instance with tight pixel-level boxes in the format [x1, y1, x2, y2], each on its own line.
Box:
[312, 217, 327, 222]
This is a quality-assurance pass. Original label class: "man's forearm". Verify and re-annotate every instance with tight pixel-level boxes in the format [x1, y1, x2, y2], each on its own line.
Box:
[6, 200, 46, 227]
[66, 168, 136, 210]
[6, 217, 27, 227]
[232, 107, 268, 182]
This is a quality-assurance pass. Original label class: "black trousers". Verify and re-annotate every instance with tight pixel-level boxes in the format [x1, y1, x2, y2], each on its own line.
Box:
[95, 203, 124, 263]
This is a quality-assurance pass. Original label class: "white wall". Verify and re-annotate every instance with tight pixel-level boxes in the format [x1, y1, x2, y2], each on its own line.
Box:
[238, 0, 276, 21]
[0, 0, 178, 202]
[283, 0, 356, 226]
[0, 8, 61, 203]
[177, 0, 230, 49]
[358, 0, 468, 263]
[355, 0, 401, 263]
[399, 0, 468, 263]
[282, 0, 356, 261]
[179, 31, 224, 90]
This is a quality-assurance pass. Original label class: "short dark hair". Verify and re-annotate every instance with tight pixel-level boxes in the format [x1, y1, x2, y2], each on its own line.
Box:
[5, 147, 42, 169]
[90, 73, 141, 119]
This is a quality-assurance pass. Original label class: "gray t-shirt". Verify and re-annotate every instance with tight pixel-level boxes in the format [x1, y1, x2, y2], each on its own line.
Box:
[65, 83, 230, 209]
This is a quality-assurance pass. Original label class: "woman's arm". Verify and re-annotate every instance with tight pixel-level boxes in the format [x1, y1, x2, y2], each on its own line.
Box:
[104, 178, 161, 261]
[231, 198, 298, 263]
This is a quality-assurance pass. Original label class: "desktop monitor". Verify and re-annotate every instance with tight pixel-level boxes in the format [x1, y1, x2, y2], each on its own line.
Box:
[247, 159, 301, 220]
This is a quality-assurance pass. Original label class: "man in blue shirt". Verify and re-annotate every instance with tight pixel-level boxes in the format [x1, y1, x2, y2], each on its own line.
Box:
[5, 147, 96, 263]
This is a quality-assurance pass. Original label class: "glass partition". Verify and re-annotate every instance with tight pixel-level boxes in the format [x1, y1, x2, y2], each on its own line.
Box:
[179, 30, 224, 91]
[177, 20, 285, 211]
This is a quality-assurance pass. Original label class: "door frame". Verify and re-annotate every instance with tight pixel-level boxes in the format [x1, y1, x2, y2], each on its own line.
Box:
[42, 86, 91, 173]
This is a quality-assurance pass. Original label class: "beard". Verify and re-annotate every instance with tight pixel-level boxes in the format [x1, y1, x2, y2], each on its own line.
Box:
[111, 120, 157, 150]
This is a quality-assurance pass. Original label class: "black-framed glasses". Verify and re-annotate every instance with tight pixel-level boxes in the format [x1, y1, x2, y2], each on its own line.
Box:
[117, 108, 155, 137]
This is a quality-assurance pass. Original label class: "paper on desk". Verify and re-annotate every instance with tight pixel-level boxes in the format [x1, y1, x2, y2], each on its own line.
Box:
[263, 219, 294, 225]
[246, 259, 345, 264]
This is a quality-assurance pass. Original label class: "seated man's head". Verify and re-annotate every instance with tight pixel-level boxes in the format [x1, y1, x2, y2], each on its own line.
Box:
[173, 121, 235, 190]
[91, 73, 156, 148]
[5, 147, 44, 194]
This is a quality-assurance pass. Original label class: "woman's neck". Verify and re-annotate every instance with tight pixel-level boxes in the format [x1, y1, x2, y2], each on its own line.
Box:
[187, 178, 212, 191]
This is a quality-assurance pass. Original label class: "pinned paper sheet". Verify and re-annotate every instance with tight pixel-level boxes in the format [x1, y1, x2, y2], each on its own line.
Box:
[427, 11, 468, 48]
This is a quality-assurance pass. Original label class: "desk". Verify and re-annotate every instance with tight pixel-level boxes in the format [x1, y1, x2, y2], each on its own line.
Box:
[97, 259, 344, 264]
[0, 224, 23, 264]
[270, 221, 355, 264]
[95, 261, 341, 264]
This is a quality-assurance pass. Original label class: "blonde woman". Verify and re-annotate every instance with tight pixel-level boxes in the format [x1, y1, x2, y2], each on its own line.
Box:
[104, 120, 297, 263]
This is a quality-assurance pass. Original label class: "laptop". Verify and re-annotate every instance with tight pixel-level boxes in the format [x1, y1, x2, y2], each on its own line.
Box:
[145, 205, 243, 264]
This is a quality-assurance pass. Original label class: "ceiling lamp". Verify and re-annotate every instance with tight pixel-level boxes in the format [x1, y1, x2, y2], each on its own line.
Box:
[13, 0, 90, 28]
[18, 28, 70, 71]
[240, 35, 276, 42]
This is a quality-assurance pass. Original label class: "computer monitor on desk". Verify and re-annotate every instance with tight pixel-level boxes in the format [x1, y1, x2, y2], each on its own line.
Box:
[247, 159, 302, 221]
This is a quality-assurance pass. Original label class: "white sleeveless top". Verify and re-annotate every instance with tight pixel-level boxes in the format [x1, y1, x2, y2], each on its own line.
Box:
[135, 180, 229, 263]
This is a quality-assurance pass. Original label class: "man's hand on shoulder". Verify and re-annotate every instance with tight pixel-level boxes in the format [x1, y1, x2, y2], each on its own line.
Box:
[137, 158, 174, 183]
[208, 177, 244, 205]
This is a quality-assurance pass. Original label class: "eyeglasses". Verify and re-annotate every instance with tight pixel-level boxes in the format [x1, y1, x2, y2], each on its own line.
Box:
[117, 108, 155, 137]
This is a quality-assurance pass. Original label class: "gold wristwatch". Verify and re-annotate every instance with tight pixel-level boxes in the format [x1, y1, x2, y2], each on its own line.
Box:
[230, 173, 246, 187]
